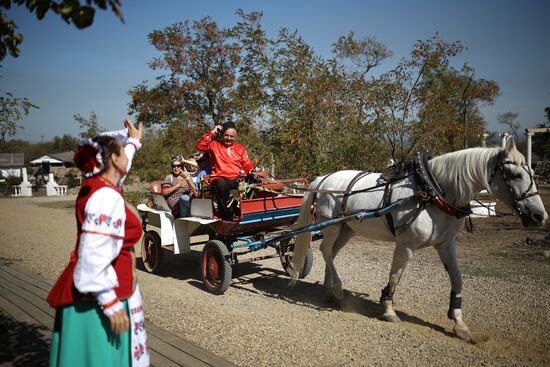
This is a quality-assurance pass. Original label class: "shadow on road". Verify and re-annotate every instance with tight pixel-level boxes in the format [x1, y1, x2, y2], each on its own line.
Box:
[137, 251, 452, 337]
[232, 267, 453, 338]
[0, 314, 50, 367]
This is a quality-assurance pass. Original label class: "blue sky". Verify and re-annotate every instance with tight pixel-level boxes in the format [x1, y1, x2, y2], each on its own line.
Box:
[2, 0, 549, 143]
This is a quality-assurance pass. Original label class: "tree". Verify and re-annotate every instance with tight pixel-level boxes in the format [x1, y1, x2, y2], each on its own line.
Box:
[0, 134, 78, 166]
[74, 111, 104, 138]
[532, 128, 550, 160]
[1, 0, 124, 61]
[497, 112, 520, 140]
[129, 12, 267, 165]
[129, 13, 501, 178]
[51, 133, 78, 151]
[332, 31, 392, 76]
[131, 127, 179, 181]
[0, 92, 38, 143]
[263, 30, 392, 176]
[532, 107, 550, 160]
[129, 16, 240, 129]
[415, 63, 499, 153]
[370, 36, 461, 160]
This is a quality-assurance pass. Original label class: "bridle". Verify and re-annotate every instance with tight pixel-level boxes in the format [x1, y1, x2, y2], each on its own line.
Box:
[488, 151, 540, 216]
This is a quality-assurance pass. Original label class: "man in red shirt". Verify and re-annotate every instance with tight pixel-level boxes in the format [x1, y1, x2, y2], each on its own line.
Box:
[195, 121, 255, 220]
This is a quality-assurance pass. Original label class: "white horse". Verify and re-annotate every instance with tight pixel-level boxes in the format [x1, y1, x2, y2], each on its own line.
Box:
[291, 138, 547, 340]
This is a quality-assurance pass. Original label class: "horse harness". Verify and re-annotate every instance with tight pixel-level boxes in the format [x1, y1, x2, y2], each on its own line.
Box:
[374, 149, 479, 235]
[413, 150, 473, 219]
[487, 150, 540, 217]
[296, 147, 535, 237]
[308, 169, 408, 236]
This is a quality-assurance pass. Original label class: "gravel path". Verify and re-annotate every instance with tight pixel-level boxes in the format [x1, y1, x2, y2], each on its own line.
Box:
[0, 195, 549, 366]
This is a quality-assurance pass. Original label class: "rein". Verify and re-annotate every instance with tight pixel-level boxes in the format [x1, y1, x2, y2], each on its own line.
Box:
[247, 148, 539, 231]
[472, 199, 513, 216]
[284, 173, 414, 196]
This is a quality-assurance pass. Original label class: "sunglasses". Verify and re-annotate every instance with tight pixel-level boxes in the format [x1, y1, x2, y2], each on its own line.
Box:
[172, 164, 182, 168]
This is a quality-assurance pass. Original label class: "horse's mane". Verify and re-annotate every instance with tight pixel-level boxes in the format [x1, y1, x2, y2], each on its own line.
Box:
[428, 146, 525, 206]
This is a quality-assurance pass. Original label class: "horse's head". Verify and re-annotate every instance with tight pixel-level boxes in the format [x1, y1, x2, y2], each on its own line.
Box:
[488, 137, 548, 227]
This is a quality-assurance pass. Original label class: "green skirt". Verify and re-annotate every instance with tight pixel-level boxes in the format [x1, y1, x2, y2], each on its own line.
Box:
[49, 300, 131, 367]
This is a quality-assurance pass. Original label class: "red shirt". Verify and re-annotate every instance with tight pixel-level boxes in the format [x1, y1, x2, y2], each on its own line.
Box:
[195, 132, 255, 180]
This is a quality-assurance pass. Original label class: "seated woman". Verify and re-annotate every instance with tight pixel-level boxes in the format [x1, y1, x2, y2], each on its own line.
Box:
[161, 155, 199, 218]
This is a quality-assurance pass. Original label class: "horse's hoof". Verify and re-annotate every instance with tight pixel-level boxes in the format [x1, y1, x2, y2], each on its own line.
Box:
[454, 326, 471, 341]
[382, 313, 401, 322]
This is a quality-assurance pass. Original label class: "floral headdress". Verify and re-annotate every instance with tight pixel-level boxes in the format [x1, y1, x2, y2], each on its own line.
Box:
[73, 139, 104, 177]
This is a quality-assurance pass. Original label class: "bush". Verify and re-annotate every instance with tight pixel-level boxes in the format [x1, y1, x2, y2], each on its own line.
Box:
[0, 175, 22, 195]
[132, 128, 182, 182]
[64, 168, 82, 188]
[124, 190, 147, 207]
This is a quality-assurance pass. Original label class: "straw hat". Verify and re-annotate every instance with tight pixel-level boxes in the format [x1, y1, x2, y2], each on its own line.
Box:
[170, 155, 198, 169]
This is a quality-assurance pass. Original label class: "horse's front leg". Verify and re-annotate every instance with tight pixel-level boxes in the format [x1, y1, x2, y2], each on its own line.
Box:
[380, 244, 413, 322]
[436, 238, 471, 341]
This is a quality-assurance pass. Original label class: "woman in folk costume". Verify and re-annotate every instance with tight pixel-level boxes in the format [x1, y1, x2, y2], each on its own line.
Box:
[47, 118, 150, 367]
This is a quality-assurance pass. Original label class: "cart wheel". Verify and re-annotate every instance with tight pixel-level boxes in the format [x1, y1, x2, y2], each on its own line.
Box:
[141, 231, 164, 274]
[201, 240, 232, 295]
[280, 242, 313, 279]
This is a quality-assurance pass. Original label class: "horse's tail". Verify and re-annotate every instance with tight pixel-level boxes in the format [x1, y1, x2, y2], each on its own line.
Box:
[290, 181, 316, 285]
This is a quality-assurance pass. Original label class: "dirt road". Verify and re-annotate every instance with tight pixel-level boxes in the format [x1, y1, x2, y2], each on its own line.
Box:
[0, 194, 549, 366]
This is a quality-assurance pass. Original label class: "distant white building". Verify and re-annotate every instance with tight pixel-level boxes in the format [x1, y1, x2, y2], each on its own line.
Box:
[30, 151, 74, 178]
[0, 153, 25, 178]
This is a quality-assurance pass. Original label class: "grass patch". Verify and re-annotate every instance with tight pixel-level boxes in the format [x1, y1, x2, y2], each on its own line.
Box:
[462, 265, 510, 280]
[463, 259, 550, 283]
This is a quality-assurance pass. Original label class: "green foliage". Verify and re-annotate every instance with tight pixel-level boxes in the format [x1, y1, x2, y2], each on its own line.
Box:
[0, 92, 39, 143]
[332, 31, 392, 75]
[0, 11, 23, 59]
[372, 35, 500, 160]
[64, 168, 80, 188]
[533, 107, 550, 159]
[0, 134, 77, 160]
[415, 62, 500, 154]
[497, 112, 520, 141]
[51, 133, 78, 151]
[532, 124, 550, 160]
[74, 111, 104, 139]
[129, 12, 501, 179]
[129, 16, 240, 129]
[131, 126, 201, 182]
[123, 189, 146, 207]
[0, 174, 22, 195]
[0, 0, 124, 60]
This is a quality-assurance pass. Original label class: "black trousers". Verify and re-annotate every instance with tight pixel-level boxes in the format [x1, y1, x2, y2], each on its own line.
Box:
[211, 178, 239, 220]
